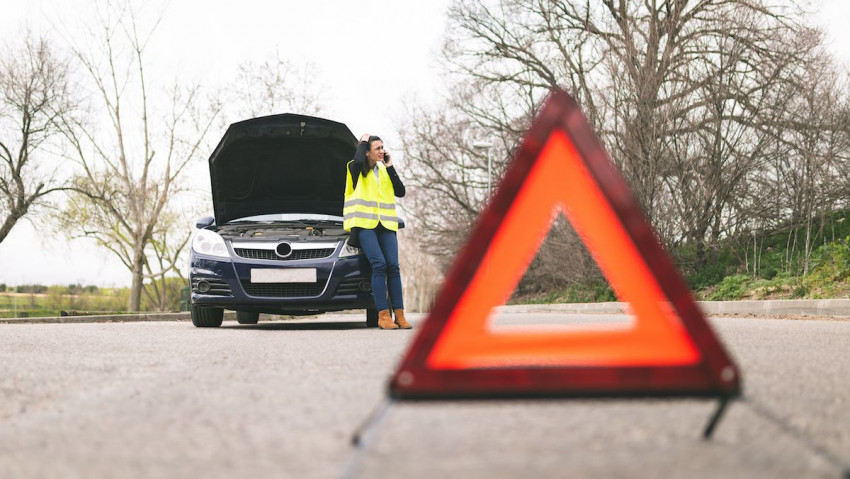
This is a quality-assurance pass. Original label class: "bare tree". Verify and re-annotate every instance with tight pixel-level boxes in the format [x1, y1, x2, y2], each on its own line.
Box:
[399, 91, 607, 296]
[57, 2, 220, 311]
[0, 33, 75, 244]
[756, 39, 850, 275]
[399, 96, 500, 262]
[229, 51, 326, 119]
[403, 0, 841, 291]
[656, 5, 809, 268]
[445, 0, 809, 229]
[142, 204, 192, 311]
[397, 224, 443, 312]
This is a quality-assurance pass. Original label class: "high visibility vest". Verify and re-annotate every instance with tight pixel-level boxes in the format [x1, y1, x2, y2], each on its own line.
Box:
[343, 161, 399, 231]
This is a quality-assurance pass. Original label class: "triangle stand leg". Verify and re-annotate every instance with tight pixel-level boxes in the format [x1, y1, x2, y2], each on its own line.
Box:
[702, 396, 732, 440]
[351, 397, 394, 447]
[341, 398, 395, 479]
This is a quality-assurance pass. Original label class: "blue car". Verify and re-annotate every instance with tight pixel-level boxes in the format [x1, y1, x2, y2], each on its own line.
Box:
[188, 114, 380, 327]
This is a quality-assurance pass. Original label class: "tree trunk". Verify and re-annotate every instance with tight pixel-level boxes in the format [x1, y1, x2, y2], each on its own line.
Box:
[129, 250, 145, 311]
[0, 209, 26, 244]
[803, 215, 813, 276]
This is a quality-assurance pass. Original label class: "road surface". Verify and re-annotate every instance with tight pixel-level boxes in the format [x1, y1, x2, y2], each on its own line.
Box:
[0, 313, 847, 478]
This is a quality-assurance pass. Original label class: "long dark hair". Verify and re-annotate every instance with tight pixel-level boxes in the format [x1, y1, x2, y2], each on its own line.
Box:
[361, 135, 382, 177]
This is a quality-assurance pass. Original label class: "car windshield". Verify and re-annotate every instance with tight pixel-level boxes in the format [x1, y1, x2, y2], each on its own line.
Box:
[227, 213, 343, 225]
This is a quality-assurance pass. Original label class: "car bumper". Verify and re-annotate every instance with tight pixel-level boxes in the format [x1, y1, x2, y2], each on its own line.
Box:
[189, 253, 374, 314]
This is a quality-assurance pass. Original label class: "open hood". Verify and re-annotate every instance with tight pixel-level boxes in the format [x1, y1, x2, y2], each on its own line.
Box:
[208, 114, 357, 225]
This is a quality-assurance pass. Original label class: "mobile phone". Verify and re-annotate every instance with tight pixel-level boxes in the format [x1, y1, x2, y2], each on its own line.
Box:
[383, 152, 391, 163]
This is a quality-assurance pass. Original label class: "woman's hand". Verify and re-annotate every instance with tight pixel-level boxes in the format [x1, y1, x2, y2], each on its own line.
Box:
[360, 133, 370, 142]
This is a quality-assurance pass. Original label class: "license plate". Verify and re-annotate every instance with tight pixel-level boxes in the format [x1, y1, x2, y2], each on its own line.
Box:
[251, 268, 317, 283]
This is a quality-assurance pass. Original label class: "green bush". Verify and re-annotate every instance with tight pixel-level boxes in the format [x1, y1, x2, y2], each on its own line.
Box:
[592, 283, 617, 302]
[798, 239, 850, 297]
[707, 274, 750, 300]
[791, 283, 809, 298]
[758, 267, 778, 280]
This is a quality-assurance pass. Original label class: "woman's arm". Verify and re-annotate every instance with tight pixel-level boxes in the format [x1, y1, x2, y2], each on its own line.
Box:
[386, 165, 406, 198]
[351, 140, 369, 177]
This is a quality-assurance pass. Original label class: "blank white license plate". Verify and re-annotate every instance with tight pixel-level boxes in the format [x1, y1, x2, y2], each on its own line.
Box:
[251, 268, 317, 283]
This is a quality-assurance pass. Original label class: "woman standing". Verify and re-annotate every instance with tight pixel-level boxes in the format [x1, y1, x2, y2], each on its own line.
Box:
[343, 133, 411, 329]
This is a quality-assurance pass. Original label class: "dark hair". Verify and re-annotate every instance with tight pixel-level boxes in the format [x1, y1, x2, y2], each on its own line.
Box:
[360, 135, 383, 177]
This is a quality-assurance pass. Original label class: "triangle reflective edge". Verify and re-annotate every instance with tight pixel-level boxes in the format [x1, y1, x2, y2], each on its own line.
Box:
[389, 89, 742, 400]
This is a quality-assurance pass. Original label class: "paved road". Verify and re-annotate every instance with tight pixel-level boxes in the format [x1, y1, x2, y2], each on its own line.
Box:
[0, 313, 848, 478]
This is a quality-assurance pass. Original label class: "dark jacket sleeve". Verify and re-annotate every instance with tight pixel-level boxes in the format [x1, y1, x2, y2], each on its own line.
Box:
[351, 141, 369, 178]
[386, 166, 406, 198]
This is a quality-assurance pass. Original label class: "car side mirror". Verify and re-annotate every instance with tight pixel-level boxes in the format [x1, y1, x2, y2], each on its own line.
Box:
[195, 215, 215, 229]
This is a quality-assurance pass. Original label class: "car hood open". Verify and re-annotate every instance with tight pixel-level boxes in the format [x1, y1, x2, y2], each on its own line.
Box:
[208, 114, 357, 226]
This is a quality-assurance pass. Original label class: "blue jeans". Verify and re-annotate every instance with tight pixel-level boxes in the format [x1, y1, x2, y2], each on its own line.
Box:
[358, 225, 404, 311]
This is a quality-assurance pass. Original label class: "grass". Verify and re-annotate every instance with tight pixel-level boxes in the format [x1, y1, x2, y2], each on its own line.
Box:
[510, 281, 617, 305]
[0, 277, 191, 318]
[695, 235, 850, 300]
[0, 288, 130, 318]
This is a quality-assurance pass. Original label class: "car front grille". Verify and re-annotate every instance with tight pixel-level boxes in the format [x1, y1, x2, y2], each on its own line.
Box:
[233, 248, 336, 261]
[192, 277, 232, 296]
[241, 281, 325, 298]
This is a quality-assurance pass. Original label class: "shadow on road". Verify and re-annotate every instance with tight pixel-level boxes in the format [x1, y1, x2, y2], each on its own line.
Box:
[221, 321, 371, 331]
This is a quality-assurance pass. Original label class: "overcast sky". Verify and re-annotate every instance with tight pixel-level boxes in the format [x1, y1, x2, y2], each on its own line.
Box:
[0, 0, 452, 287]
[1, 0, 848, 287]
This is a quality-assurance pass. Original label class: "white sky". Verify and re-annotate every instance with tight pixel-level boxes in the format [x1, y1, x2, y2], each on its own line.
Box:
[0, 0, 452, 287]
[0, 0, 848, 287]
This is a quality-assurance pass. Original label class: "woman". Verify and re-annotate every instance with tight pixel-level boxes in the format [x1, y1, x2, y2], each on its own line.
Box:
[343, 133, 411, 329]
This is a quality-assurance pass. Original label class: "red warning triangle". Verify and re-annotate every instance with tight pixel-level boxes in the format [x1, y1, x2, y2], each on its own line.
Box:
[390, 89, 740, 400]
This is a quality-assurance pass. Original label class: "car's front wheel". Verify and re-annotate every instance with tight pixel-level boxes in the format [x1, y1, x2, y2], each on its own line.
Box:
[366, 307, 378, 328]
[191, 305, 223, 328]
[236, 311, 260, 324]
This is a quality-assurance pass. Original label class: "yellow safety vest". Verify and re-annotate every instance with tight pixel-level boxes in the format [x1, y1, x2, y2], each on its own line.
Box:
[343, 161, 399, 231]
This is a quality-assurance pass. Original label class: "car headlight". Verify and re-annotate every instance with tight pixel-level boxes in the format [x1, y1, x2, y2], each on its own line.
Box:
[339, 238, 362, 258]
[192, 229, 230, 259]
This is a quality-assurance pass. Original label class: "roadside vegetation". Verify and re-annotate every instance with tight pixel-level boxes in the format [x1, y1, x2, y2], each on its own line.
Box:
[691, 212, 850, 301]
[0, 280, 187, 318]
[511, 210, 850, 304]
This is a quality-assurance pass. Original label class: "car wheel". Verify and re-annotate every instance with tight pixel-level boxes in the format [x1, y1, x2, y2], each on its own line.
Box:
[191, 305, 223, 328]
[366, 307, 378, 328]
[236, 311, 260, 324]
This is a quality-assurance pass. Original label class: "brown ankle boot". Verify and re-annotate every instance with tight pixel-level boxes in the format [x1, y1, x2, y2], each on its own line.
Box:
[377, 309, 398, 329]
[393, 309, 412, 329]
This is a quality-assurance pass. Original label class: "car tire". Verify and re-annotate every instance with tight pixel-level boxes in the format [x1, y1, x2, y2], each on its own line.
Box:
[366, 307, 378, 328]
[236, 311, 260, 324]
[191, 305, 223, 328]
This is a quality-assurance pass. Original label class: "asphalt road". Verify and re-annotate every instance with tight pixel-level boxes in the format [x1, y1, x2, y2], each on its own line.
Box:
[0, 313, 848, 479]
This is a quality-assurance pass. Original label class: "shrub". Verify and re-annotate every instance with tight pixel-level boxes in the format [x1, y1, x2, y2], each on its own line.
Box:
[759, 268, 778, 280]
[707, 275, 750, 300]
[687, 261, 730, 290]
[791, 284, 809, 298]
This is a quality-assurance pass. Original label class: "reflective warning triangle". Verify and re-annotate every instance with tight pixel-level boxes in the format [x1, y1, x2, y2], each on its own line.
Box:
[390, 89, 741, 400]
